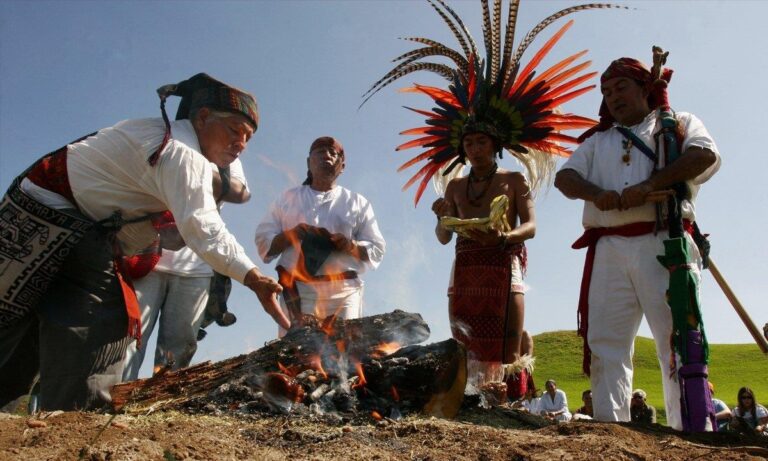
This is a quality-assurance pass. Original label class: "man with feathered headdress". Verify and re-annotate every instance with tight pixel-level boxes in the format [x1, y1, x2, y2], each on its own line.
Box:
[364, 0, 622, 401]
[555, 54, 720, 430]
[0, 73, 289, 410]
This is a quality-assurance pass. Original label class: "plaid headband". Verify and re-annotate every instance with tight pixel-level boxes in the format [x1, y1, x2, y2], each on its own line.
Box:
[148, 73, 259, 166]
[169, 73, 259, 129]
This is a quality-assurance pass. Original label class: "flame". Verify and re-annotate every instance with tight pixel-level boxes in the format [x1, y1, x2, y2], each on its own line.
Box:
[320, 316, 334, 336]
[278, 227, 353, 289]
[277, 221, 356, 330]
[277, 361, 299, 377]
[152, 351, 175, 376]
[371, 410, 383, 421]
[391, 386, 400, 402]
[351, 361, 367, 389]
[372, 341, 401, 358]
[309, 355, 328, 380]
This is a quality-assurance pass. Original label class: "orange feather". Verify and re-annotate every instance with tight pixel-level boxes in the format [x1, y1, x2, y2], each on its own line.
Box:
[397, 146, 444, 171]
[527, 49, 588, 90]
[509, 20, 574, 96]
[396, 135, 444, 151]
[400, 126, 448, 136]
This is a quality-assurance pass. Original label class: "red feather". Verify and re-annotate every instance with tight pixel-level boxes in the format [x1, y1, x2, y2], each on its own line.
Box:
[531, 119, 596, 130]
[544, 132, 581, 144]
[537, 60, 592, 92]
[467, 54, 477, 107]
[396, 135, 445, 151]
[409, 84, 463, 108]
[509, 20, 574, 96]
[537, 72, 597, 103]
[543, 85, 595, 109]
[523, 140, 572, 157]
[400, 126, 449, 136]
[404, 106, 443, 119]
[397, 146, 444, 171]
[402, 162, 436, 191]
[413, 162, 444, 206]
[527, 49, 588, 90]
[547, 113, 596, 125]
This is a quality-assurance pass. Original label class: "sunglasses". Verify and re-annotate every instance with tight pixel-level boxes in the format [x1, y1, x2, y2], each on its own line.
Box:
[740, 395, 753, 400]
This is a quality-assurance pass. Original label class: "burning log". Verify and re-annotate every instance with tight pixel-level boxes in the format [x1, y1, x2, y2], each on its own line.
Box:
[359, 338, 467, 419]
[111, 310, 436, 414]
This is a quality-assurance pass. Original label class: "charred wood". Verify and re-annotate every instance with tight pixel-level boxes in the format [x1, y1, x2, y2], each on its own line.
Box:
[111, 310, 430, 413]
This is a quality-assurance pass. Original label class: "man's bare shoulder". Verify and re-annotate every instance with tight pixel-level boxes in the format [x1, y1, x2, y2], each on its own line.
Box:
[497, 170, 529, 188]
[444, 175, 468, 195]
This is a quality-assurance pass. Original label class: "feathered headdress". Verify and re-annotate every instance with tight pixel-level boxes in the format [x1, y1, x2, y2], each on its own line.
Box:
[363, 0, 624, 205]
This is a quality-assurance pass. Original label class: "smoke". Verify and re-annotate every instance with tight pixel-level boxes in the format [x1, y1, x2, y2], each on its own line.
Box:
[254, 153, 299, 186]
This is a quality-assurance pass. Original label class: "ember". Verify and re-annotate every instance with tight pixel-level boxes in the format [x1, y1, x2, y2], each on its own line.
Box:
[372, 341, 401, 358]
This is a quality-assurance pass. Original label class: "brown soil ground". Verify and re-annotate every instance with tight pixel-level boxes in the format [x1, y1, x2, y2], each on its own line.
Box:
[2, 406, 767, 461]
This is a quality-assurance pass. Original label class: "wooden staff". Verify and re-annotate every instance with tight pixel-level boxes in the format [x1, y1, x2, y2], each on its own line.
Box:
[708, 259, 768, 354]
[645, 190, 767, 353]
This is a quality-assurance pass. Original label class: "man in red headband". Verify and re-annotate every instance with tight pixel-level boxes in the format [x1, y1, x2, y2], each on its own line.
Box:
[554, 57, 720, 430]
[255, 137, 386, 333]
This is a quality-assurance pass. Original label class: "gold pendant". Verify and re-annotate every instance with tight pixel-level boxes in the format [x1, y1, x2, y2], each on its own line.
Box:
[621, 139, 632, 164]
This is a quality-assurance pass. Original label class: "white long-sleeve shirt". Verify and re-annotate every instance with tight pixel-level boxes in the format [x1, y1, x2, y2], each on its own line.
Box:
[254, 185, 385, 286]
[154, 158, 249, 277]
[23, 118, 256, 284]
[560, 110, 720, 229]
[539, 389, 571, 418]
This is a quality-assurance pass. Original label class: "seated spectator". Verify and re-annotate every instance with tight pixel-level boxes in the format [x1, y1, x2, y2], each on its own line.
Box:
[512, 385, 541, 415]
[573, 389, 594, 420]
[708, 382, 731, 432]
[630, 389, 657, 424]
[731, 387, 768, 435]
[539, 379, 572, 422]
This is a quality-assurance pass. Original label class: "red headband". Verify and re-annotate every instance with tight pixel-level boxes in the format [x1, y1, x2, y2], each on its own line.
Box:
[310, 136, 344, 157]
[578, 57, 673, 142]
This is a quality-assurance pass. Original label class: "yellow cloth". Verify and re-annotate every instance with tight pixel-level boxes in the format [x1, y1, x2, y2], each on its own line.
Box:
[440, 195, 511, 238]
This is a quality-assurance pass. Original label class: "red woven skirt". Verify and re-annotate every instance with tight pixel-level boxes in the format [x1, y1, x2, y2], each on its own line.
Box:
[449, 237, 515, 362]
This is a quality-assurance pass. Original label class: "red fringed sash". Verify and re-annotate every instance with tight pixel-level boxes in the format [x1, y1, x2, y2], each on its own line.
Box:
[26, 146, 143, 343]
[449, 237, 525, 362]
[572, 220, 693, 376]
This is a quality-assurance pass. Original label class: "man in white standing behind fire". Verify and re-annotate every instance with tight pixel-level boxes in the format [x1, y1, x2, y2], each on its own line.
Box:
[255, 137, 385, 334]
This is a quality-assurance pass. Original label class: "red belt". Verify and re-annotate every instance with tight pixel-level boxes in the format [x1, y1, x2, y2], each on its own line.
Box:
[26, 146, 143, 344]
[572, 220, 693, 375]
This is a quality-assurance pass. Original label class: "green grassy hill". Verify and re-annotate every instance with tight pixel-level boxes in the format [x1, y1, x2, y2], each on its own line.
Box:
[533, 331, 768, 426]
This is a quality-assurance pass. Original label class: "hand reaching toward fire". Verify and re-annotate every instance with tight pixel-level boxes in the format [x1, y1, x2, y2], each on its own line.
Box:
[244, 268, 290, 329]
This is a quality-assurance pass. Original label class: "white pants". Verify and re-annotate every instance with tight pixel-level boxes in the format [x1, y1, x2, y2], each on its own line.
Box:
[587, 232, 702, 431]
[122, 271, 210, 380]
[278, 280, 363, 337]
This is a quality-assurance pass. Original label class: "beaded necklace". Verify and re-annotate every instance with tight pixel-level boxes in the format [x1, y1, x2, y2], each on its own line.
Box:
[466, 162, 498, 207]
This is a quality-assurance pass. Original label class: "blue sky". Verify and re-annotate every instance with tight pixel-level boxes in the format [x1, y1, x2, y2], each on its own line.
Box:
[2, 0, 766, 379]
